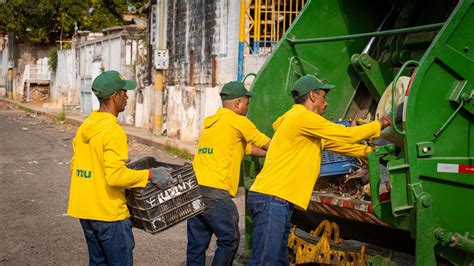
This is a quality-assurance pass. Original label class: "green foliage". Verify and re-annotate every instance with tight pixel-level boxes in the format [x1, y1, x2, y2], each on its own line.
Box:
[53, 108, 66, 123]
[164, 145, 194, 161]
[48, 46, 60, 73]
[0, 0, 148, 44]
[57, 109, 66, 122]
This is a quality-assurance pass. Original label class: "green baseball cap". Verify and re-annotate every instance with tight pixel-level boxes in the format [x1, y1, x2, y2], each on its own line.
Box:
[220, 81, 256, 100]
[92, 70, 137, 98]
[291, 75, 334, 97]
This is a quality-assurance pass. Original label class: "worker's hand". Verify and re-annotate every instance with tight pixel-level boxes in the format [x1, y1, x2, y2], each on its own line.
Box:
[380, 103, 404, 129]
[378, 116, 391, 129]
[149, 167, 173, 189]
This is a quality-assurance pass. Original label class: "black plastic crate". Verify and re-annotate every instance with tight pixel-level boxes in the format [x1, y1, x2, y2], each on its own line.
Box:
[125, 157, 206, 234]
[127, 156, 182, 171]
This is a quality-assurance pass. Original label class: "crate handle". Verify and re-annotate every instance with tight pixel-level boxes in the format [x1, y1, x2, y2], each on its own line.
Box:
[176, 173, 183, 183]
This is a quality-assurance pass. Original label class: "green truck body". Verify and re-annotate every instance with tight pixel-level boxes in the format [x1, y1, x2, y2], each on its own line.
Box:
[243, 0, 474, 264]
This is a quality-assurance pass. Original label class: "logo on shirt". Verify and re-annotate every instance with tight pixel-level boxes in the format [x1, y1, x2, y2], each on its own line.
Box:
[197, 147, 214, 154]
[76, 168, 92, 179]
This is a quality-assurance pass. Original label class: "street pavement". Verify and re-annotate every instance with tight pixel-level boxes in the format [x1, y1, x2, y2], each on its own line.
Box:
[0, 102, 247, 265]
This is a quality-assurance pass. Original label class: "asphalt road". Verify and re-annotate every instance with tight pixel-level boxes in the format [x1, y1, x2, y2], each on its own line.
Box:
[0, 102, 246, 265]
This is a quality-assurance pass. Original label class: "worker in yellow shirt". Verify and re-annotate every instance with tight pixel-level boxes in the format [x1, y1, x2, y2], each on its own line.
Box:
[187, 81, 271, 266]
[247, 75, 391, 265]
[67, 70, 171, 265]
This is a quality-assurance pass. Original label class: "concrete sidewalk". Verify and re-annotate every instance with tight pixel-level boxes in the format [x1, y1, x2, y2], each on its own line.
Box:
[0, 97, 198, 156]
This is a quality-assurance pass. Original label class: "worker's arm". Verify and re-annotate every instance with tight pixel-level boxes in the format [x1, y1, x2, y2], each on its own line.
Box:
[103, 127, 149, 188]
[322, 139, 373, 159]
[248, 144, 268, 157]
[236, 116, 271, 149]
[298, 111, 381, 143]
[261, 140, 271, 150]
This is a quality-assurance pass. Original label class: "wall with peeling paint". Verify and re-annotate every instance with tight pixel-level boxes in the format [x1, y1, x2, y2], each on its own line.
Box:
[50, 49, 79, 106]
[10, 42, 51, 100]
[0, 36, 7, 88]
[131, 40, 153, 129]
[162, 0, 241, 142]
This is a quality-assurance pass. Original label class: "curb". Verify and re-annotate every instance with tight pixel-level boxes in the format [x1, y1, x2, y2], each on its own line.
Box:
[0, 97, 197, 157]
[1, 98, 85, 127]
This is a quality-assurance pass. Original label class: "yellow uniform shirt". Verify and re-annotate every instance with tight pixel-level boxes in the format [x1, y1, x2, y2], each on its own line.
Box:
[67, 111, 148, 221]
[193, 108, 270, 197]
[250, 104, 381, 209]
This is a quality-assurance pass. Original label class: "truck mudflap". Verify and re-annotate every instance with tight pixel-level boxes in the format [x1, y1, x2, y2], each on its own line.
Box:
[308, 192, 392, 227]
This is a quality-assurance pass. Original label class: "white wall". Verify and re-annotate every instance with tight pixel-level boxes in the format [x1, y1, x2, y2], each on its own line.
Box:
[0, 50, 7, 96]
[0, 46, 7, 88]
[51, 49, 79, 105]
[216, 0, 240, 84]
[242, 54, 268, 86]
[74, 29, 146, 126]
[164, 84, 221, 142]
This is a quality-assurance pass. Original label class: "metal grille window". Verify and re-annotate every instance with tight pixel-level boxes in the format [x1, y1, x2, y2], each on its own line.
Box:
[240, 0, 308, 55]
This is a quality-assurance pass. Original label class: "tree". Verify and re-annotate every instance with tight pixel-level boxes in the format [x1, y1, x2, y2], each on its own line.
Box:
[0, 0, 148, 43]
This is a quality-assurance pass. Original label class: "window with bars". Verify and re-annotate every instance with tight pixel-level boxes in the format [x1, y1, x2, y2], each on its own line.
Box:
[242, 0, 308, 54]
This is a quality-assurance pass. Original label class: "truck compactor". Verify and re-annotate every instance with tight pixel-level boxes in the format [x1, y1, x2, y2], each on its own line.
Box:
[243, 0, 474, 264]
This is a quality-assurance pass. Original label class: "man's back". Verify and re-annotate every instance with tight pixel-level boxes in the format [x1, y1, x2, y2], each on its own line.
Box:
[68, 111, 148, 221]
[193, 107, 269, 197]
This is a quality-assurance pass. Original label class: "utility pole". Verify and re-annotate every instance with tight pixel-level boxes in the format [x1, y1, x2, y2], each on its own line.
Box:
[152, 0, 168, 135]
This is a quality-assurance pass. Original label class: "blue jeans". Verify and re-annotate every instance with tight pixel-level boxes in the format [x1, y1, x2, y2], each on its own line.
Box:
[247, 192, 293, 266]
[80, 219, 135, 266]
[186, 197, 240, 266]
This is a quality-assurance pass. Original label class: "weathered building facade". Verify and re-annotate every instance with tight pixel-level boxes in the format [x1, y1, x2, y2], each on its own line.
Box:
[0, 34, 8, 91]
[0, 34, 53, 101]
[12, 42, 51, 102]
[4, 0, 306, 144]
[152, 0, 305, 142]
[154, 0, 241, 141]
[72, 26, 148, 125]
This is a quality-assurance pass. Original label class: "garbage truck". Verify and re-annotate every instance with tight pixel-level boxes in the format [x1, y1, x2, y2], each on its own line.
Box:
[242, 0, 474, 264]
